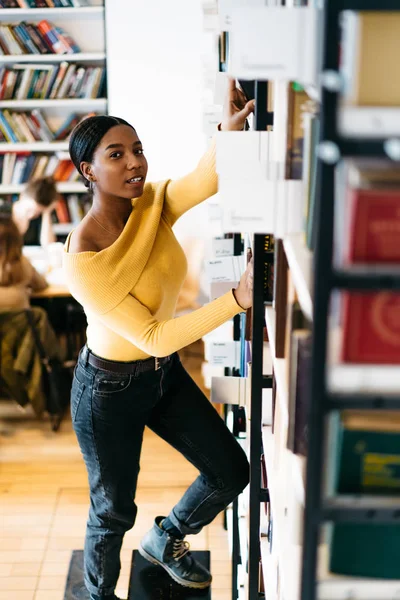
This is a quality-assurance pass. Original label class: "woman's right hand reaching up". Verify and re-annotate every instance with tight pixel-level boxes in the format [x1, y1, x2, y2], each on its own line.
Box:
[233, 258, 254, 309]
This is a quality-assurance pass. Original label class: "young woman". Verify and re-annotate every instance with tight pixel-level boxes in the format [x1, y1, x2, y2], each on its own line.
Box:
[13, 176, 58, 247]
[63, 79, 255, 600]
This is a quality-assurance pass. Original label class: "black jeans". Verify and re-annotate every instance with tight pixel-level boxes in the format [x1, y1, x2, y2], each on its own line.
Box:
[71, 346, 249, 597]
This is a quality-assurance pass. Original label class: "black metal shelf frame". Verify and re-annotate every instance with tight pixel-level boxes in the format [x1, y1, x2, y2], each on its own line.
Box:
[248, 234, 273, 600]
[301, 2, 400, 600]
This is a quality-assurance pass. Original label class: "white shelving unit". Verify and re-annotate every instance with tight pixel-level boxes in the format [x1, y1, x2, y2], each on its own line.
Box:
[0, 52, 106, 63]
[264, 306, 289, 428]
[0, 182, 86, 194]
[0, 1, 107, 236]
[283, 232, 313, 322]
[338, 106, 400, 138]
[0, 141, 69, 152]
[0, 7, 104, 18]
[0, 99, 107, 109]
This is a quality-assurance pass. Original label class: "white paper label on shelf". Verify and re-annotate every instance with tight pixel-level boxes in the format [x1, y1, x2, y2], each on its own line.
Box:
[205, 255, 244, 282]
[219, 178, 276, 234]
[228, 6, 319, 85]
[211, 375, 248, 406]
[209, 341, 240, 368]
[216, 131, 270, 180]
[217, 0, 266, 30]
[211, 237, 235, 257]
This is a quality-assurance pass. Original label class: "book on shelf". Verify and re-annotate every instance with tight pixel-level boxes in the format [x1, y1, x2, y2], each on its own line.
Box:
[326, 410, 400, 579]
[273, 238, 288, 358]
[0, 63, 106, 100]
[0, 109, 96, 142]
[287, 324, 311, 457]
[340, 11, 400, 107]
[0, 151, 80, 184]
[205, 340, 241, 370]
[0, 20, 81, 56]
[334, 161, 400, 363]
[205, 254, 245, 300]
[216, 130, 277, 233]
[302, 105, 319, 251]
[51, 193, 90, 224]
[285, 83, 309, 180]
[0, 1, 90, 7]
[263, 235, 274, 304]
[211, 236, 235, 257]
[271, 373, 276, 434]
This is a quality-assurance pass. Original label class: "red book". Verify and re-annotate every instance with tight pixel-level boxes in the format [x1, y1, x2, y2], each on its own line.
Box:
[342, 292, 400, 364]
[342, 186, 400, 363]
[346, 188, 400, 263]
[55, 197, 70, 224]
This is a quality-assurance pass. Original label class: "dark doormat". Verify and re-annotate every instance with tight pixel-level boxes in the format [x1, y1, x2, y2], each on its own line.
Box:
[64, 550, 89, 599]
[128, 550, 212, 599]
[64, 549, 212, 599]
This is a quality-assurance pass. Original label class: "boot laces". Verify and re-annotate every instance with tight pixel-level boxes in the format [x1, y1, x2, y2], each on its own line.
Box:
[172, 539, 190, 561]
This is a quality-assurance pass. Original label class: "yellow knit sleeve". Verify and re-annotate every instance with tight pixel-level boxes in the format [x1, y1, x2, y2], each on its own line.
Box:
[96, 289, 244, 358]
[163, 137, 218, 226]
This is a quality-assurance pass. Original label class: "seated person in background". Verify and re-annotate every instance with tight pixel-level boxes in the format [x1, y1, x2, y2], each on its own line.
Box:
[0, 200, 60, 416]
[12, 176, 58, 247]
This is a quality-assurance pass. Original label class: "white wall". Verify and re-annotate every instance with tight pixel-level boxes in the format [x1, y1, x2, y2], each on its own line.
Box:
[105, 0, 206, 183]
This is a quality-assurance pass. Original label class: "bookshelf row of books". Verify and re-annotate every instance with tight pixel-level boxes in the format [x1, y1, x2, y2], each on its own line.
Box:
[0, 109, 96, 142]
[0, 20, 80, 56]
[214, 5, 400, 140]
[205, 2, 400, 599]
[0, 151, 79, 184]
[1, 1, 90, 7]
[0, 63, 106, 100]
[0, 191, 90, 224]
[52, 191, 89, 224]
[275, 260, 400, 584]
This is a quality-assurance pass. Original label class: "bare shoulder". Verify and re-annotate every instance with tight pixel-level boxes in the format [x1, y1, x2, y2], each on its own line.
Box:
[67, 218, 103, 254]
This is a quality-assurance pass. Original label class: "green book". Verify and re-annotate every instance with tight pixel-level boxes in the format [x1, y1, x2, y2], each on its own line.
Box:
[329, 411, 400, 579]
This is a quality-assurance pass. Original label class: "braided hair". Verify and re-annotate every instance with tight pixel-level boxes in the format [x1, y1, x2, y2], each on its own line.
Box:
[69, 115, 135, 190]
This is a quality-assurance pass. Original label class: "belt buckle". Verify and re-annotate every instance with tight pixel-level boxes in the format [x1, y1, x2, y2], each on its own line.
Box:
[154, 357, 160, 370]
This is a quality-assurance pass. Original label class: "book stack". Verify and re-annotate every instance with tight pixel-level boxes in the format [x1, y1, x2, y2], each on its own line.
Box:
[0, 151, 80, 183]
[0, 109, 96, 142]
[0, 20, 81, 55]
[0, 63, 106, 100]
[334, 161, 400, 365]
[326, 410, 400, 578]
[52, 192, 90, 225]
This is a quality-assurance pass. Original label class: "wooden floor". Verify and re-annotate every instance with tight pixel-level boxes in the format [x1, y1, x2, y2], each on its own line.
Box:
[0, 346, 232, 600]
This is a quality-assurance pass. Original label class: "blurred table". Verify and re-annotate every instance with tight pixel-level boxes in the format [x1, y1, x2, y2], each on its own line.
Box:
[32, 284, 71, 299]
[23, 245, 71, 299]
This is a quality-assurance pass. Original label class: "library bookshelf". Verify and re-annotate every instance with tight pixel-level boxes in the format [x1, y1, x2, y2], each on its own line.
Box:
[201, 1, 400, 600]
[0, 0, 107, 237]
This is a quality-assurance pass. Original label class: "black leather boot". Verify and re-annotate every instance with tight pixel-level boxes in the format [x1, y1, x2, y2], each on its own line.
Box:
[139, 516, 212, 589]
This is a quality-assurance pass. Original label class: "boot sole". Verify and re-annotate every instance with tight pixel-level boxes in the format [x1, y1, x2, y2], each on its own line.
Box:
[138, 544, 212, 590]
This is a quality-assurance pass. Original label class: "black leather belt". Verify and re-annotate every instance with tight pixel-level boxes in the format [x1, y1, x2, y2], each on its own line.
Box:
[83, 346, 172, 374]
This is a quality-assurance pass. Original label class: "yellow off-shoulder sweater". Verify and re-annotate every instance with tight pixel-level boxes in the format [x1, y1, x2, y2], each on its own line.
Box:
[63, 139, 244, 361]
